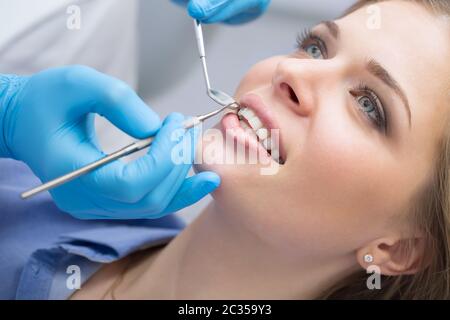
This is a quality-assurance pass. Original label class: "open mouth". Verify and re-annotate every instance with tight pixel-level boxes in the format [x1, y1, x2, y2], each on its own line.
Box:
[237, 108, 284, 164]
[231, 93, 286, 165]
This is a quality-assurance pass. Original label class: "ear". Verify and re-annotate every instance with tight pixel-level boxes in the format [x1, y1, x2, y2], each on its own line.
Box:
[356, 236, 427, 276]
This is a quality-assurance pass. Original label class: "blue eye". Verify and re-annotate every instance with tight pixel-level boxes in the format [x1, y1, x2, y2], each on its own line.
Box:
[351, 87, 387, 133]
[305, 44, 324, 59]
[296, 30, 327, 59]
[358, 96, 376, 113]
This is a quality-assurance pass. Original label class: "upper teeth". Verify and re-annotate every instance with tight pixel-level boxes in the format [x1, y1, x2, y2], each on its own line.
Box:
[256, 128, 269, 140]
[238, 107, 272, 151]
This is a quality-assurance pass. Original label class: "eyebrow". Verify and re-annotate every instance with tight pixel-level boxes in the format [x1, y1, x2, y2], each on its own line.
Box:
[321, 20, 340, 39]
[320, 20, 412, 129]
[366, 59, 412, 129]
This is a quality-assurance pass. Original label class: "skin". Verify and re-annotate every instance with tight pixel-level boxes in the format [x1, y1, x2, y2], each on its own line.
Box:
[72, 1, 450, 299]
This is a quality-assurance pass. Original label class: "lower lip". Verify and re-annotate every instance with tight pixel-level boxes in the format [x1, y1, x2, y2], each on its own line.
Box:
[221, 113, 274, 163]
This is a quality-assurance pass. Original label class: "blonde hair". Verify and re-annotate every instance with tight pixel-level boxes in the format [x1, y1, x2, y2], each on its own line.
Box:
[319, 0, 450, 300]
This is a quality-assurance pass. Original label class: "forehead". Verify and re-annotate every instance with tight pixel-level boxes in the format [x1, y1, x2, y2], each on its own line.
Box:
[335, 1, 450, 133]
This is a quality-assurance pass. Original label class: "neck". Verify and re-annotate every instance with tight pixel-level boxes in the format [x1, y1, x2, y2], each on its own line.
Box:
[113, 202, 357, 299]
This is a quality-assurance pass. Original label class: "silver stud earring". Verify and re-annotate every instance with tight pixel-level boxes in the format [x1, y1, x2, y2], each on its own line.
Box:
[364, 254, 374, 263]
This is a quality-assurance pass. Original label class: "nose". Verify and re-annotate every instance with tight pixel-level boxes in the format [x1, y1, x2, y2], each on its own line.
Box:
[272, 57, 339, 117]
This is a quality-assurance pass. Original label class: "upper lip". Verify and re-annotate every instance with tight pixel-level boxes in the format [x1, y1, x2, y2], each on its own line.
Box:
[238, 93, 286, 163]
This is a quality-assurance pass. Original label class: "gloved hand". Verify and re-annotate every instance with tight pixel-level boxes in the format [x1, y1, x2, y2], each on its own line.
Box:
[0, 66, 220, 219]
[172, 0, 271, 24]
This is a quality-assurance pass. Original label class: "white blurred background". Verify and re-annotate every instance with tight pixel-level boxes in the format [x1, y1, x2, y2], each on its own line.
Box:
[0, 0, 356, 222]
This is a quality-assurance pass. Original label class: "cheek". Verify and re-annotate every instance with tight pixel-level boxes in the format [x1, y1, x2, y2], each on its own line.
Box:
[283, 118, 406, 249]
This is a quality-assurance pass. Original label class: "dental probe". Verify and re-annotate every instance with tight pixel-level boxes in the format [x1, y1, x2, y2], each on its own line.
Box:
[21, 102, 240, 200]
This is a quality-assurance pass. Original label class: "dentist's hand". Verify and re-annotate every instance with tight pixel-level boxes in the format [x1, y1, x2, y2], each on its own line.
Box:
[0, 66, 220, 219]
[173, 0, 271, 24]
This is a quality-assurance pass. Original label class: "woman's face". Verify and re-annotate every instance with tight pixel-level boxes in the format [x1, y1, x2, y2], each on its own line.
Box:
[195, 1, 450, 262]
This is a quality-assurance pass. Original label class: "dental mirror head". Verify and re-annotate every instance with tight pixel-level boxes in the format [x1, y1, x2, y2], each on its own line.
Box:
[208, 88, 236, 107]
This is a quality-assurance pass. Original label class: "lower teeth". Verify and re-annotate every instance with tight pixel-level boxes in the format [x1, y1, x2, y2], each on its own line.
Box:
[239, 119, 272, 152]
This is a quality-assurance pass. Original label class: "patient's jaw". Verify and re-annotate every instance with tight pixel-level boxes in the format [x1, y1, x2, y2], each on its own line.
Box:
[195, 1, 450, 274]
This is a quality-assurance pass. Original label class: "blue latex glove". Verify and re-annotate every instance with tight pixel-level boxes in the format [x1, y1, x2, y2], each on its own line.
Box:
[0, 66, 220, 219]
[172, 0, 271, 24]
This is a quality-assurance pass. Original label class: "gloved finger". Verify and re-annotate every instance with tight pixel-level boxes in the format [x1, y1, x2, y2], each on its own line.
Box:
[187, 0, 270, 24]
[132, 160, 193, 218]
[80, 113, 187, 203]
[136, 125, 203, 217]
[89, 157, 192, 219]
[163, 171, 221, 214]
[60, 65, 161, 139]
[88, 125, 201, 218]
[212, 9, 264, 25]
[85, 124, 199, 219]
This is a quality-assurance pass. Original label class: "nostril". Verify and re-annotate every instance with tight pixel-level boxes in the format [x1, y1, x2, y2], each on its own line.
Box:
[288, 86, 299, 104]
[280, 82, 299, 105]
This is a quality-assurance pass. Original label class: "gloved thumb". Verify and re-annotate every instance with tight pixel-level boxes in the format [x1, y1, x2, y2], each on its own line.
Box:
[163, 171, 221, 214]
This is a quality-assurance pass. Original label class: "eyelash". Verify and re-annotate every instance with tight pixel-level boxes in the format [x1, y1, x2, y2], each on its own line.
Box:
[295, 29, 387, 134]
[296, 29, 328, 57]
[350, 84, 387, 133]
